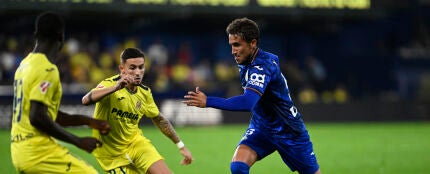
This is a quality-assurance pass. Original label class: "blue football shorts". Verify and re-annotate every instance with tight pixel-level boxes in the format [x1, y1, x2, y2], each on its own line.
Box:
[238, 127, 319, 174]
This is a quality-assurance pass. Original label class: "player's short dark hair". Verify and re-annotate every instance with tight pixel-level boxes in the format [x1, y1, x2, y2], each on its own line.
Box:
[226, 17, 260, 43]
[34, 12, 64, 41]
[120, 48, 145, 64]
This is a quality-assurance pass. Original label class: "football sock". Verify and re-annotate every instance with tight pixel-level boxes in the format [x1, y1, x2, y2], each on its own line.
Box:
[230, 161, 250, 174]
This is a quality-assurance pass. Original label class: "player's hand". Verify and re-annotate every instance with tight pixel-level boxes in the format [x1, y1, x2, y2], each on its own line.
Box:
[89, 119, 110, 135]
[183, 87, 207, 108]
[77, 137, 102, 153]
[114, 73, 133, 90]
[179, 147, 193, 165]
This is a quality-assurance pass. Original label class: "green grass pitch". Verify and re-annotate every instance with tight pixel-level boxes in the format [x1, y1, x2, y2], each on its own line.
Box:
[2, 122, 430, 174]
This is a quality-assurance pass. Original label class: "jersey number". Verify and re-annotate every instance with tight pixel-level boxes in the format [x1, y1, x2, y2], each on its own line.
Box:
[13, 79, 23, 122]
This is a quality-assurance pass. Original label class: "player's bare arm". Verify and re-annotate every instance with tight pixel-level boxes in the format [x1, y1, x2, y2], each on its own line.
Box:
[82, 75, 133, 105]
[56, 111, 110, 135]
[151, 113, 194, 165]
[183, 87, 207, 108]
[29, 101, 102, 153]
[151, 113, 180, 143]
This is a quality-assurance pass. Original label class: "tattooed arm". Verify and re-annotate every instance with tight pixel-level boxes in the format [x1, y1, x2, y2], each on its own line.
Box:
[151, 112, 194, 165]
[151, 113, 181, 143]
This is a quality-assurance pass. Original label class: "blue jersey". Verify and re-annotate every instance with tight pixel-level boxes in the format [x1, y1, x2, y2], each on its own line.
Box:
[239, 49, 306, 134]
[206, 48, 319, 173]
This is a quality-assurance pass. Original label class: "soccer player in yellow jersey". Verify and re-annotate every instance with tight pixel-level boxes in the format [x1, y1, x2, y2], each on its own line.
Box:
[82, 48, 193, 174]
[10, 12, 110, 174]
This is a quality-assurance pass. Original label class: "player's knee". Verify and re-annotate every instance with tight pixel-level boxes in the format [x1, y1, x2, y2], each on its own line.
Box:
[230, 161, 250, 174]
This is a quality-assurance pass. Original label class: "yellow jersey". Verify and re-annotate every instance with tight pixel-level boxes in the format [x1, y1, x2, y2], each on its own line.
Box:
[92, 75, 160, 158]
[10, 53, 62, 169]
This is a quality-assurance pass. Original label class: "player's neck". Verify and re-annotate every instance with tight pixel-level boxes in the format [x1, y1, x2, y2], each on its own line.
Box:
[32, 40, 59, 62]
[249, 47, 259, 63]
[244, 47, 259, 65]
[125, 85, 137, 94]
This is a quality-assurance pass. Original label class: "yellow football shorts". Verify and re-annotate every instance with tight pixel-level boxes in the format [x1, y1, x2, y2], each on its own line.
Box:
[14, 144, 98, 174]
[97, 136, 164, 174]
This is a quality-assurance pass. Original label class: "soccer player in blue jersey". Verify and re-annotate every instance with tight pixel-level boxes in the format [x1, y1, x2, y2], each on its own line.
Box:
[183, 18, 321, 174]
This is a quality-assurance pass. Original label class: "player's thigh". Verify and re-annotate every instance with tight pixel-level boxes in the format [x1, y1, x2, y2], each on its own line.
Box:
[129, 138, 165, 173]
[104, 160, 171, 174]
[24, 149, 97, 174]
[276, 131, 319, 174]
[146, 159, 170, 174]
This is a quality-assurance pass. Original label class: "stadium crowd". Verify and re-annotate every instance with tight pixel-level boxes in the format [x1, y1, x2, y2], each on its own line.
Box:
[0, 31, 350, 104]
[1, 14, 429, 103]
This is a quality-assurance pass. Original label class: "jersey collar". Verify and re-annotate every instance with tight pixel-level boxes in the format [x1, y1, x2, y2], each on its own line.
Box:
[250, 48, 259, 64]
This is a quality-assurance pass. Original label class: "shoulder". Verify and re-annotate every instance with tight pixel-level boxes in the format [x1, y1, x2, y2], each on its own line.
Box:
[25, 53, 59, 76]
[96, 74, 120, 88]
[252, 49, 279, 71]
[107, 74, 121, 82]
[101, 74, 121, 82]
[138, 84, 150, 91]
[137, 84, 155, 100]
[30, 53, 55, 68]
[257, 49, 279, 64]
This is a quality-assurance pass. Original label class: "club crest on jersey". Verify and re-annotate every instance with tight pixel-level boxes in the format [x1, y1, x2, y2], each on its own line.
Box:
[39, 81, 51, 94]
[136, 100, 142, 109]
[248, 73, 265, 88]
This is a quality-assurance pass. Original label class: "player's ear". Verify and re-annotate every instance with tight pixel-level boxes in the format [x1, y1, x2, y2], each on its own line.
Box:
[119, 65, 124, 74]
[251, 39, 257, 48]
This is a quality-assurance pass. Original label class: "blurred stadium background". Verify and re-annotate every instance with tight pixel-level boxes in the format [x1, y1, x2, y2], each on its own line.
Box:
[1, 0, 429, 125]
[1, 0, 430, 173]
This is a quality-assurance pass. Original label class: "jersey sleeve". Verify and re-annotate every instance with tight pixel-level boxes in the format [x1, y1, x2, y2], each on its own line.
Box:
[28, 66, 59, 106]
[245, 63, 272, 95]
[91, 79, 115, 104]
[92, 79, 116, 91]
[144, 88, 160, 118]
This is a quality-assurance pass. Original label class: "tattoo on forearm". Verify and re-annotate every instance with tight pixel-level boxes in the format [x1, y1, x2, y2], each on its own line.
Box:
[152, 115, 180, 142]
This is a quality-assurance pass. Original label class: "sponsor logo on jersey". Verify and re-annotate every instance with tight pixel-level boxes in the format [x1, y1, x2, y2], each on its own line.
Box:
[111, 108, 139, 121]
[96, 84, 105, 88]
[248, 73, 265, 88]
[117, 97, 125, 100]
[39, 81, 51, 94]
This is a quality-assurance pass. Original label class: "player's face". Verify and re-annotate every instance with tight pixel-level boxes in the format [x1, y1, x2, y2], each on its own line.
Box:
[120, 57, 145, 86]
[228, 34, 257, 65]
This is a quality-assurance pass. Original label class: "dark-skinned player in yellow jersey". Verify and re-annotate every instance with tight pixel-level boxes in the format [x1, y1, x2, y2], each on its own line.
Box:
[11, 12, 110, 174]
